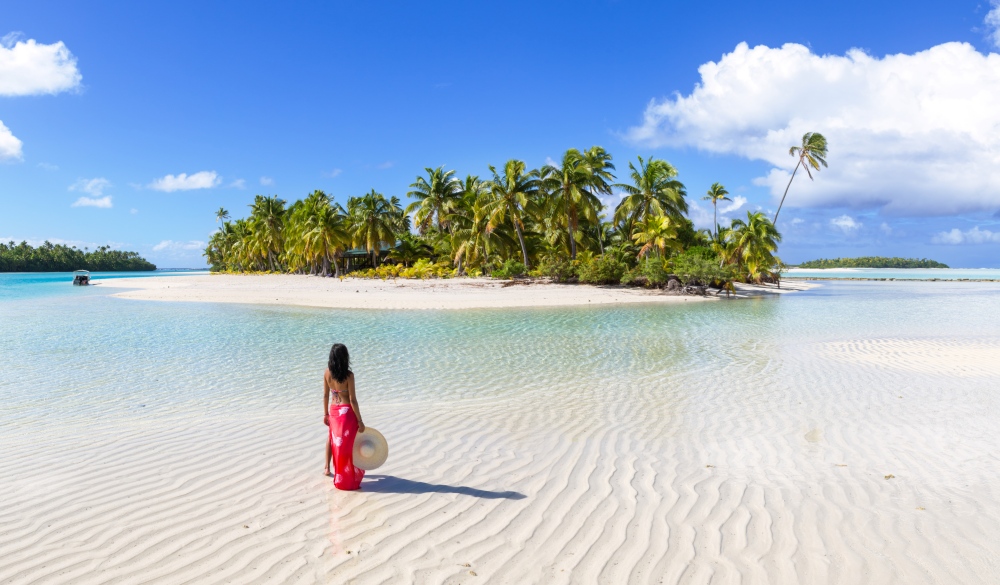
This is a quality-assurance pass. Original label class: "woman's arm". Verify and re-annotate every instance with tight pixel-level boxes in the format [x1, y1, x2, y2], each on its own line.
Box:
[348, 373, 365, 433]
[322, 370, 331, 425]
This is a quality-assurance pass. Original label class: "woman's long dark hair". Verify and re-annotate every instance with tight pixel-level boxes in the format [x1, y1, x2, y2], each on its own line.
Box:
[328, 343, 351, 383]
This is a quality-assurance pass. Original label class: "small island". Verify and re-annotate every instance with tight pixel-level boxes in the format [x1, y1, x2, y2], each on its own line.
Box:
[796, 256, 949, 269]
[0, 241, 156, 272]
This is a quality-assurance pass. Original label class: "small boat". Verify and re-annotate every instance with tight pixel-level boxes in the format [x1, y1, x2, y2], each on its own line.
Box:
[72, 270, 91, 286]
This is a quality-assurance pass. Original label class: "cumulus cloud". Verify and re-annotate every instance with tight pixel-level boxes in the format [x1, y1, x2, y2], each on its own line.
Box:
[71, 195, 112, 208]
[627, 41, 1000, 216]
[259, 176, 274, 186]
[229, 178, 246, 189]
[0, 34, 82, 96]
[0, 120, 23, 161]
[69, 177, 110, 196]
[830, 214, 862, 233]
[988, 1, 1000, 48]
[148, 171, 220, 192]
[718, 196, 747, 214]
[932, 226, 1000, 244]
[152, 240, 206, 252]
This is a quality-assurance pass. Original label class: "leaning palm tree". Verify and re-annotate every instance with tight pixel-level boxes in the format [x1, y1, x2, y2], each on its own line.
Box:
[631, 213, 680, 258]
[613, 156, 687, 232]
[405, 166, 462, 233]
[485, 160, 539, 268]
[702, 183, 730, 238]
[215, 207, 230, 224]
[348, 190, 405, 267]
[773, 132, 828, 225]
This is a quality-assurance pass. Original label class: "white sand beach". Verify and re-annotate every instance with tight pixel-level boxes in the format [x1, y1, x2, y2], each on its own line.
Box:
[2, 277, 996, 585]
[100, 273, 814, 310]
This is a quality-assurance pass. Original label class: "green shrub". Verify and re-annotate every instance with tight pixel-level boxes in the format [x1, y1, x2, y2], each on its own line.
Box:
[671, 252, 732, 286]
[622, 256, 671, 287]
[578, 254, 627, 284]
[491, 259, 527, 279]
[534, 255, 577, 282]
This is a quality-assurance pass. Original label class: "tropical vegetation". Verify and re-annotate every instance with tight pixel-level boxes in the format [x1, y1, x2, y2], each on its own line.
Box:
[0, 241, 156, 272]
[205, 146, 801, 289]
[796, 257, 948, 269]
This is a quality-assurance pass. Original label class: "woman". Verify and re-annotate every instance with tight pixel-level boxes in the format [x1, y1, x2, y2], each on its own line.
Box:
[323, 343, 366, 490]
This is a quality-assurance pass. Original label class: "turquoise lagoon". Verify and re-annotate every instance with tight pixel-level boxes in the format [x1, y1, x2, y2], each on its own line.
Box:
[3, 273, 1000, 430]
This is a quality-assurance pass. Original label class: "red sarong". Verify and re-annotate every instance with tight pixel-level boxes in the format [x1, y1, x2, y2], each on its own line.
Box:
[329, 404, 365, 490]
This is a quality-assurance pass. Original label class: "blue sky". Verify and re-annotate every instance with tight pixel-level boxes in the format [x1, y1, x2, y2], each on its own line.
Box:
[3, 0, 1000, 268]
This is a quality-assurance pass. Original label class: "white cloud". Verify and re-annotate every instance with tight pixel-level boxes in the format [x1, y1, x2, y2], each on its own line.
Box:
[718, 195, 747, 214]
[932, 226, 1000, 244]
[148, 171, 220, 192]
[259, 176, 274, 186]
[69, 177, 110, 196]
[0, 34, 81, 96]
[790, 218, 805, 225]
[71, 195, 112, 208]
[377, 161, 395, 170]
[37, 162, 58, 171]
[324, 168, 343, 178]
[130, 208, 138, 214]
[0, 120, 23, 161]
[152, 240, 206, 252]
[880, 222, 893, 235]
[627, 41, 1000, 216]
[988, 1, 1000, 49]
[830, 214, 861, 233]
[229, 178, 246, 189]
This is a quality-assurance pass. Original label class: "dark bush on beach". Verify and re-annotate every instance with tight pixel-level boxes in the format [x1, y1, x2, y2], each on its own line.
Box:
[578, 254, 628, 285]
[491, 259, 527, 279]
[0, 241, 156, 272]
[622, 257, 671, 287]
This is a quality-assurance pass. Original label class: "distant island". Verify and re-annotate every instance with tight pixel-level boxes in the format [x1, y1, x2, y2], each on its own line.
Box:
[796, 257, 949, 269]
[0, 241, 156, 272]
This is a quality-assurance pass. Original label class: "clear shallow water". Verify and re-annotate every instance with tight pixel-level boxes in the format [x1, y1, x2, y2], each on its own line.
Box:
[785, 267, 1000, 280]
[0, 270, 208, 301]
[3, 276, 999, 434]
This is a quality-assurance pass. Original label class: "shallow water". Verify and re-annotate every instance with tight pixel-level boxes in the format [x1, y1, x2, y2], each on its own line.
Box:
[785, 267, 1000, 279]
[2, 275, 999, 584]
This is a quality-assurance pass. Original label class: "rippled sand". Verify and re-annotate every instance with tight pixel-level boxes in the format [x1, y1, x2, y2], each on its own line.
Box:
[1, 280, 997, 584]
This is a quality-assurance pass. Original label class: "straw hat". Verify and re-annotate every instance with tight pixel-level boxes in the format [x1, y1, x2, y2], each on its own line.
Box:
[353, 427, 388, 470]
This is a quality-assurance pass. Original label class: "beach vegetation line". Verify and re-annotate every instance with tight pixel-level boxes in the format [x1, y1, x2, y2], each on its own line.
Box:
[205, 146, 806, 289]
[0, 241, 156, 272]
[796, 257, 949, 269]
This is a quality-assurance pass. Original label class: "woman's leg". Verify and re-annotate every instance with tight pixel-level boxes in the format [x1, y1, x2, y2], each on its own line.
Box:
[324, 437, 332, 475]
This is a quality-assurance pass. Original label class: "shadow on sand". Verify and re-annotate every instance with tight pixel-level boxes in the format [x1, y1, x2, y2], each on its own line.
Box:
[362, 475, 526, 500]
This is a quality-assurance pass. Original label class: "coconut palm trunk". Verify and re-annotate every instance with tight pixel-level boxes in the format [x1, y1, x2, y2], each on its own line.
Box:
[772, 160, 801, 226]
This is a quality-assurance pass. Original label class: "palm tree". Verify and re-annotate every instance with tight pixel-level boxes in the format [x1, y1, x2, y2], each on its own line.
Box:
[215, 207, 230, 224]
[613, 156, 687, 232]
[449, 182, 516, 274]
[728, 211, 782, 282]
[702, 183, 730, 238]
[287, 190, 348, 276]
[773, 132, 828, 226]
[540, 147, 613, 260]
[486, 160, 539, 268]
[631, 213, 680, 258]
[405, 166, 462, 233]
[348, 190, 405, 267]
[247, 195, 286, 271]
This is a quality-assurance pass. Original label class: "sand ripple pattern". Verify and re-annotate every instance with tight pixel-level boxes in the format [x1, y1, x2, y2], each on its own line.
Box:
[2, 283, 1000, 584]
